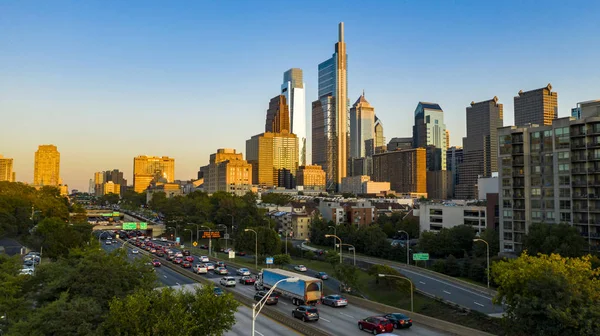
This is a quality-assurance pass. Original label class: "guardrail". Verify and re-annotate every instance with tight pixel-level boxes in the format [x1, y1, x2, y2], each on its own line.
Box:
[117, 239, 330, 336]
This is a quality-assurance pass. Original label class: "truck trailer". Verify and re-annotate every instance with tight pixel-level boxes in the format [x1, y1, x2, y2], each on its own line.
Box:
[256, 268, 323, 305]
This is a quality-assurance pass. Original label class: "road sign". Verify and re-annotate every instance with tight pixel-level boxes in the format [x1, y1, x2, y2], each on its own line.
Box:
[199, 230, 224, 239]
[412, 253, 429, 261]
[266, 257, 273, 265]
[224, 233, 230, 240]
[139, 222, 147, 230]
[122, 222, 136, 230]
[228, 251, 235, 259]
[193, 241, 198, 247]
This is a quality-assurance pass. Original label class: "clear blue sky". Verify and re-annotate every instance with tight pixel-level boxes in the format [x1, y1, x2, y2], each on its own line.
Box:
[1, 0, 599, 191]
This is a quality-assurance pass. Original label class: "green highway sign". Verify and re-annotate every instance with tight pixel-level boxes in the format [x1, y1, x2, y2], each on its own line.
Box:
[139, 222, 147, 230]
[112, 212, 120, 216]
[412, 253, 429, 261]
[122, 222, 137, 230]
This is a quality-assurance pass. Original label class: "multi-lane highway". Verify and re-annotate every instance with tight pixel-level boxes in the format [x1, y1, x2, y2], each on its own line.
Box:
[102, 240, 299, 336]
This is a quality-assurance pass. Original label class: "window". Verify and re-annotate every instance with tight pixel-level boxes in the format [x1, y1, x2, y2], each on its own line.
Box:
[532, 211, 542, 220]
[558, 164, 570, 172]
[531, 200, 541, 208]
[560, 212, 571, 222]
[503, 210, 513, 218]
[559, 188, 571, 198]
[503, 221, 513, 230]
[544, 200, 554, 209]
[502, 178, 511, 187]
[559, 176, 570, 186]
[560, 200, 571, 210]
[531, 188, 541, 196]
[558, 152, 570, 161]
[546, 211, 555, 220]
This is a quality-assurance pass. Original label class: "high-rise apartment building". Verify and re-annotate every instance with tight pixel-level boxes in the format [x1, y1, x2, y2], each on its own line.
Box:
[296, 165, 326, 190]
[281, 68, 307, 165]
[246, 131, 298, 188]
[133, 156, 175, 193]
[372, 148, 427, 195]
[349, 93, 375, 159]
[265, 95, 291, 133]
[412, 102, 447, 170]
[94, 169, 127, 196]
[456, 97, 504, 199]
[445, 130, 450, 149]
[0, 155, 15, 182]
[312, 22, 348, 192]
[200, 149, 252, 196]
[514, 83, 558, 127]
[34, 145, 60, 187]
[447, 146, 464, 196]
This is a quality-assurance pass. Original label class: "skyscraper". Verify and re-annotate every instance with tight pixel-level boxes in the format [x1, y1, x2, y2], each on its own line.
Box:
[373, 116, 385, 153]
[133, 156, 175, 193]
[246, 131, 298, 187]
[199, 149, 252, 196]
[514, 83, 558, 127]
[412, 102, 447, 170]
[265, 95, 291, 133]
[34, 145, 60, 186]
[456, 97, 503, 199]
[349, 93, 375, 159]
[312, 22, 348, 191]
[281, 68, 307, 165]
[0, 155, 14, 182]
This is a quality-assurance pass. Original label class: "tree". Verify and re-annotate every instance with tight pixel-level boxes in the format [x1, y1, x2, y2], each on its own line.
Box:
[334, 264, 360, 292]
[304, 250, 316, 260]
[31, 217, 92, 259]
[473, 228, 500, 258]
[235, 226, 281, 257]
[0, 255, 29, 332]
[492, 253, 600, 336]
[273, 254, 291, 266]
[524, 223, 586, 257]
[98, 193, 120, 205]
[260, 193, 292, 206]
[325, 251, 340, 266]
[101, 286, 238, 336]
[366, 264, 409, 291]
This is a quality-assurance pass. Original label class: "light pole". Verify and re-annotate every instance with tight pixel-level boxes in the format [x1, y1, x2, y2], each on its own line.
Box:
[251, 277, 299, 335]
[200, 225, 212, 256]
[216, 224, 228, 250]
[328, 225, 336, 251]
[325, 234, 342, 264]
[398, 230, 410, 265]
[473, 238, 490, 289]
[341, 243, 356, 266]
[245, 228, 258, 271]
[188, 223, 201, 246]
[98, 231, 110, 246]
[379, 274, 413, 312]
[184, 229, 193, 246]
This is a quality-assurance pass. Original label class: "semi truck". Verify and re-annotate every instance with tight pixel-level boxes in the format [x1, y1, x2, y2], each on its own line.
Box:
[255, 268, 323, 305]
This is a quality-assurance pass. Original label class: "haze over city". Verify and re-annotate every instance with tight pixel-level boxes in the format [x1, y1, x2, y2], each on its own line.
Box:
[2, 0, 599, 191]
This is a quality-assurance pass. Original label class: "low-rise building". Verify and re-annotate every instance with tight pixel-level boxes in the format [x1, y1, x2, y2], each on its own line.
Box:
[418, 202, 488, 234]
[340, 175, 391, 196]
[146, 182, 182, 203]
[318, 201, 346, 225]
[296, 165, 326, 190]
[346, 200, 376, 226]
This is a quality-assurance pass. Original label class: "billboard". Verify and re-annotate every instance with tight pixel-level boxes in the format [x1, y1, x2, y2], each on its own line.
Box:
[199, 230, 224, 239]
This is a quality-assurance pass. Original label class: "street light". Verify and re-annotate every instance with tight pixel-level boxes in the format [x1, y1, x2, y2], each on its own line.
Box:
[188, 223, 201, 246]
[379, 274, 413, 312]
[341, 243, 356, 266]
[251, 277, 299, 335]
[216, 224, 228, 250]
[184, 229, 193, 246]
[328, 225, 336, 251]
[200, 225, 212, 256]
[324, 234, 342, 264]
[473, 238, 490, 289]
[98, 231, 110, 246]
[167, 226, 177, 242]
[245, 228, 258, 271]
[398, 230, 410, 265]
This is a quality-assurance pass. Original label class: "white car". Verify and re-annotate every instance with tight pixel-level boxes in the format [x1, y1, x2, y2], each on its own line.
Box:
[294, 265, 307, 272]
[161, 237, 167, 242]
[194, 264, 208, 274]
[205, 262, 215, 271]
[220, 276, 236, 287]
[132, 249, 139, 254]
[19, 268, 34, 276]
[237, 268, 251, 276]
[200, 256, 209, 262]
[175, 252, 183, 258]
[105, 240, 112, 245]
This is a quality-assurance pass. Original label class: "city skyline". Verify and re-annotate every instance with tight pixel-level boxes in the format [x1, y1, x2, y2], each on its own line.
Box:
[2, 1, 600, 191]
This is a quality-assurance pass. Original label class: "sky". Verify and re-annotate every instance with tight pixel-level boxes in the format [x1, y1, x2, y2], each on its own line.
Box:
[1, 0, 599, 191]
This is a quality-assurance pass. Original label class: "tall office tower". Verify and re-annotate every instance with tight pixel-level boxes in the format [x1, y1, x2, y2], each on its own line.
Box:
[445, 130, 450, 149]
[373, 116, 386, 153]
[94, 171, 105, 196]
[281, 68, 307, 165]
[133, 156, 175, 193]
[104, 169, 127, 195]
[33, 145, 60, 186]
[514, 83, 558, 127]
[372, 148, 427, 196]
[265, 95, 291, 133]
[199, 149, 252, 196]
[0, 155, 14, 182]
[88, 179, 94, 194]
[446, 146, 464, 196]
[349, 93, 375, 159]
[412, 102, 447, 170]
[312, 22, 348, 192]
[246, 131, 298, 187]
[456, 97, 504, 199]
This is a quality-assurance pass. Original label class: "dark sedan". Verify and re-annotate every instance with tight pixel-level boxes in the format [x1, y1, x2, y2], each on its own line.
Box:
[254, 291, 278, 305]
[292, 306, 319, 322]
[382, 313, 412, 329]
[315, 272, 329, 280]
[239, 276, 256, 285]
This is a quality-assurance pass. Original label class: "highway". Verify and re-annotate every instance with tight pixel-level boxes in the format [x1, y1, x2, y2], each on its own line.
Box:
[298, 241, 505, 316]
[102, 240, 299, 336]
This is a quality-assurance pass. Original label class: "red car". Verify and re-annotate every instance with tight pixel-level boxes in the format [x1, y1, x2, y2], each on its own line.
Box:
[181, 261, 192, 268]
[239, 276, 256, 285]
[152, 259, 161, 267]
[358, 316, 394, 334]
[184, 256, 194, 263]
[173, 257, 183, 264]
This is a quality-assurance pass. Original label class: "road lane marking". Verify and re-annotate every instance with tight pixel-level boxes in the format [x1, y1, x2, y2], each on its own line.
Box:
[419, 281, 426, 285]
[443, 290, 452, 295]
[164, 275, 167, 278]
[176, 282, 180, 286]
[474, 302, 485, 307]
[280, 302, 288, 305]
[320, 317, 331, 322]
[340, 312, 355, 319]
[398, 268, 494, 301]
[255, 331, 265, 336]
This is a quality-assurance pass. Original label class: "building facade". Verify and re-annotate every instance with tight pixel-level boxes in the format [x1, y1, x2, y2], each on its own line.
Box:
[426, 170, 453, 200]
[387, 137, 413, 151]
[514, 83, 558, 127]
[372, 148, 427, 195]
[374, 116, 386, 153]
[265, 95, 291, 133]
[456, 97, 504, 199]
[419, 203, 488, 234]
[133, 156, 175, 193]
[446, 146, 464, 196]
[413, 102, 447, 171]
[296, 165, 326, 190]
[246, 131, 298, 188]
[281, 68, 307, 165]
[0, 155, 15, 182]
[201, 149, 252, 196]
[341, 175, 390, 196]
[312, 22, 348, 192]
[34, 145, 60, 187]
[349, 93, 375, 159]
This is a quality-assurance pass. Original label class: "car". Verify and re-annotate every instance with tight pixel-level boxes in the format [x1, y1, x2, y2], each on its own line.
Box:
[220, 276, 236, 287]
[254, 291, 278, 305]
[19, 268, 34, 276]
[144, 246, 151, 251]
[184, 256, 195, 263]
[166, 254, 174, 261]
[182, 250, 191, 256]
[181, 261, 192, 268]
[235, 251, 247, 256]
[156, 251, 165, 257]
[173, 257, 183, 264]
[214, 267, 228, 275]
[200, 256, 210, 262]
[292, 306, 320, 322]
[175, 252, 183, 258]
[23, 260, 35, 267]
[213, 287, 224, 296]
[358, 316, 394, 334]
[194, 264, 208, 274]
[199, 244, 209, 250]
[105, 240, 112, 245]
[132, 249, 139, 254]
[237, 268, 251, 276]
[205, 262, 215, 270]
[382, 313, 412, 329]
[315, 272, 329, 280]
[294, 265, 308, 272]
[239, 276, 256, 285]
[216, 261, 226, 268]
[161, 237, 167, 242]
[150, 249, 156, 253]
[322, 294, 348, 307]
[152, 259, 161, 267]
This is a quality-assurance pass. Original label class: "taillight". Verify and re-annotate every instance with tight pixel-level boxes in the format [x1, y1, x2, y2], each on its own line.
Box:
[400, 320, 405, 324]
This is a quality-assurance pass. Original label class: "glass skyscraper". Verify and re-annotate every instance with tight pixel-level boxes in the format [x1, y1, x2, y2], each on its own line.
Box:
[281, 68, 306, 165]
